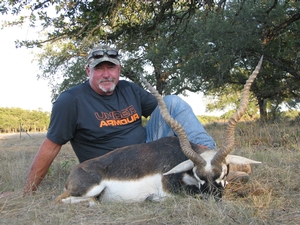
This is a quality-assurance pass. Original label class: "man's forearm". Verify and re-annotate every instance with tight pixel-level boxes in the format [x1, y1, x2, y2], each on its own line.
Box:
[23, 138, 62, 195]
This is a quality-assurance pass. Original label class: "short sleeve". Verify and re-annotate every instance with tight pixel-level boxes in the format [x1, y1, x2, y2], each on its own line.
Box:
[47, 92, 78, 145]
[130, 82, 157, 117]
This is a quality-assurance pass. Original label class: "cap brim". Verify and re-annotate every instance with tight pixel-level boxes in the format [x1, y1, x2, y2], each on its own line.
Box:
[89, 56, 120, 68]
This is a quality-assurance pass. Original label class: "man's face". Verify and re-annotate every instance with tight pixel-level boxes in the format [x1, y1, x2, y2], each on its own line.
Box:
[86, 62, 121, 96]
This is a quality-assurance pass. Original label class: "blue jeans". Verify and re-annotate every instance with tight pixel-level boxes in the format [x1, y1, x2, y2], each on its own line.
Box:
[145, 95, 216, 149]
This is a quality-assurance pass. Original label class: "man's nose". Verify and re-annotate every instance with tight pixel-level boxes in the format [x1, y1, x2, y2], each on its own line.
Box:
[101, 68, 110, 77]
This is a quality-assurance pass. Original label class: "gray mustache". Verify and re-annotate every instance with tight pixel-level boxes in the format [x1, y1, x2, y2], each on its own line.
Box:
[99, 79, 114, 83]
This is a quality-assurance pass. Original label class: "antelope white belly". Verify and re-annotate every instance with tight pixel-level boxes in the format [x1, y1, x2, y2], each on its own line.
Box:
[89, 173, 169, 202]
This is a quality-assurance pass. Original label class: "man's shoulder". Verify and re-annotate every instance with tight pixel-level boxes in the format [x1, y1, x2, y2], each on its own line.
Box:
[117, 80, 140, 90]
[53, 81, 90, 104]
[118, 80, 135, 87]
[64, 81, 90, 97]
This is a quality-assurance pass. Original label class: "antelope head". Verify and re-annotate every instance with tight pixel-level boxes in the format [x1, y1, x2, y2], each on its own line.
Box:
[141, 56, 263, 199]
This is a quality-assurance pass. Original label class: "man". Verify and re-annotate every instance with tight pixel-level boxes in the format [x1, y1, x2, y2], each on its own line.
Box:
[24, 45, 245, 195]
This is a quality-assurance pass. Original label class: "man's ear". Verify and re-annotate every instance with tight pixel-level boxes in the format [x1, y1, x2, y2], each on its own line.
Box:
[86, 66, 91, 77]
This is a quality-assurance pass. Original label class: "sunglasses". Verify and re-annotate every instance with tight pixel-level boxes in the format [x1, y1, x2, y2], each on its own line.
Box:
[89, 50, 119, 59]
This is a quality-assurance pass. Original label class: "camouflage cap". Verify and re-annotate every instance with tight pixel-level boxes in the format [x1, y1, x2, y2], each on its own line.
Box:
[87, 45, 120, 68]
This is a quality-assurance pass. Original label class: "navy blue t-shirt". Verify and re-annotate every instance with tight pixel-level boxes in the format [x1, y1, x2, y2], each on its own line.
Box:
[47, 80, 158, 162]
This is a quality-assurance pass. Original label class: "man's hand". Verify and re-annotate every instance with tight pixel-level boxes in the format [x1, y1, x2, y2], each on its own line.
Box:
[23, 138, 62, 196]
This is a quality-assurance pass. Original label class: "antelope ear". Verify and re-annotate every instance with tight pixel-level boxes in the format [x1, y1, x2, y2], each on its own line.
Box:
[226, 155, 261, 165]
[163, 160, 194, 175]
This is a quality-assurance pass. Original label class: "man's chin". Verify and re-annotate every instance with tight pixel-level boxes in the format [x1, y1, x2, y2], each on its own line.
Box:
[99, 84, 116, 93]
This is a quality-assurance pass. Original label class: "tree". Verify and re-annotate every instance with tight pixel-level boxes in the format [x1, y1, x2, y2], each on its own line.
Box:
[166, 0, 300, 121]
[0, 107, 50, 132]
[1, 0, 300, 120]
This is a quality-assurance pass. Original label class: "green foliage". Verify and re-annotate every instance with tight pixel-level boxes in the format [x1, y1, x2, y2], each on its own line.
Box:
[47, 158, 77, 176]
[0, 107, 50, 133]
[141, 116, 149, 127]
[196, 115, 221, 124]
[1, 0, 300, 121]
[283, 109, 300, 119]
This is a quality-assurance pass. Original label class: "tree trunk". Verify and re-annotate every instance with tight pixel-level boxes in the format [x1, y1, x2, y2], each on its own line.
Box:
[257, 97, 268, 121]
[154, 65, 165, 95]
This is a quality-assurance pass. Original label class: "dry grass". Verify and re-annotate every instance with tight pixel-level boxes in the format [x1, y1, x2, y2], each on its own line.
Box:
[0, 122, 300, 225]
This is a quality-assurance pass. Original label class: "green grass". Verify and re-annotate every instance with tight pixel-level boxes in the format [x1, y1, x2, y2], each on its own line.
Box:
[0, 120, 299, 224]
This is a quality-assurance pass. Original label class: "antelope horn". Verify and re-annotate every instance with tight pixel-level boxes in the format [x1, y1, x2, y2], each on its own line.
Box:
[140, 75, 206, 166]
[212, 56, 264, 165]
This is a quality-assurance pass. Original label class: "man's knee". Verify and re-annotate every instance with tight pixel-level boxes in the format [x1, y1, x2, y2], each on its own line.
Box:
[163, 95, 188, 110]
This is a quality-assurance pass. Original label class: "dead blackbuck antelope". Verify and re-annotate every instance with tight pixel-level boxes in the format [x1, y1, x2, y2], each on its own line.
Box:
[56, 56, 263, 204]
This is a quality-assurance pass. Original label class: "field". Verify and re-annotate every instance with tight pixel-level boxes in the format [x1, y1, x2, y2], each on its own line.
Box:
[0, 121, 299, 225]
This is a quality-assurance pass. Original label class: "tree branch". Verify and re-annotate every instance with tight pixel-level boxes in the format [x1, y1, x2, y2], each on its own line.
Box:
[265, 0, 278, 14]
[263, 11, 300, 44]
[264, 55, 300, 79]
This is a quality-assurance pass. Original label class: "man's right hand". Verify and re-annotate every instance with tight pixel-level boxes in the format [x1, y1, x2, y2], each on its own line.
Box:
[23, 138, 62, 196]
